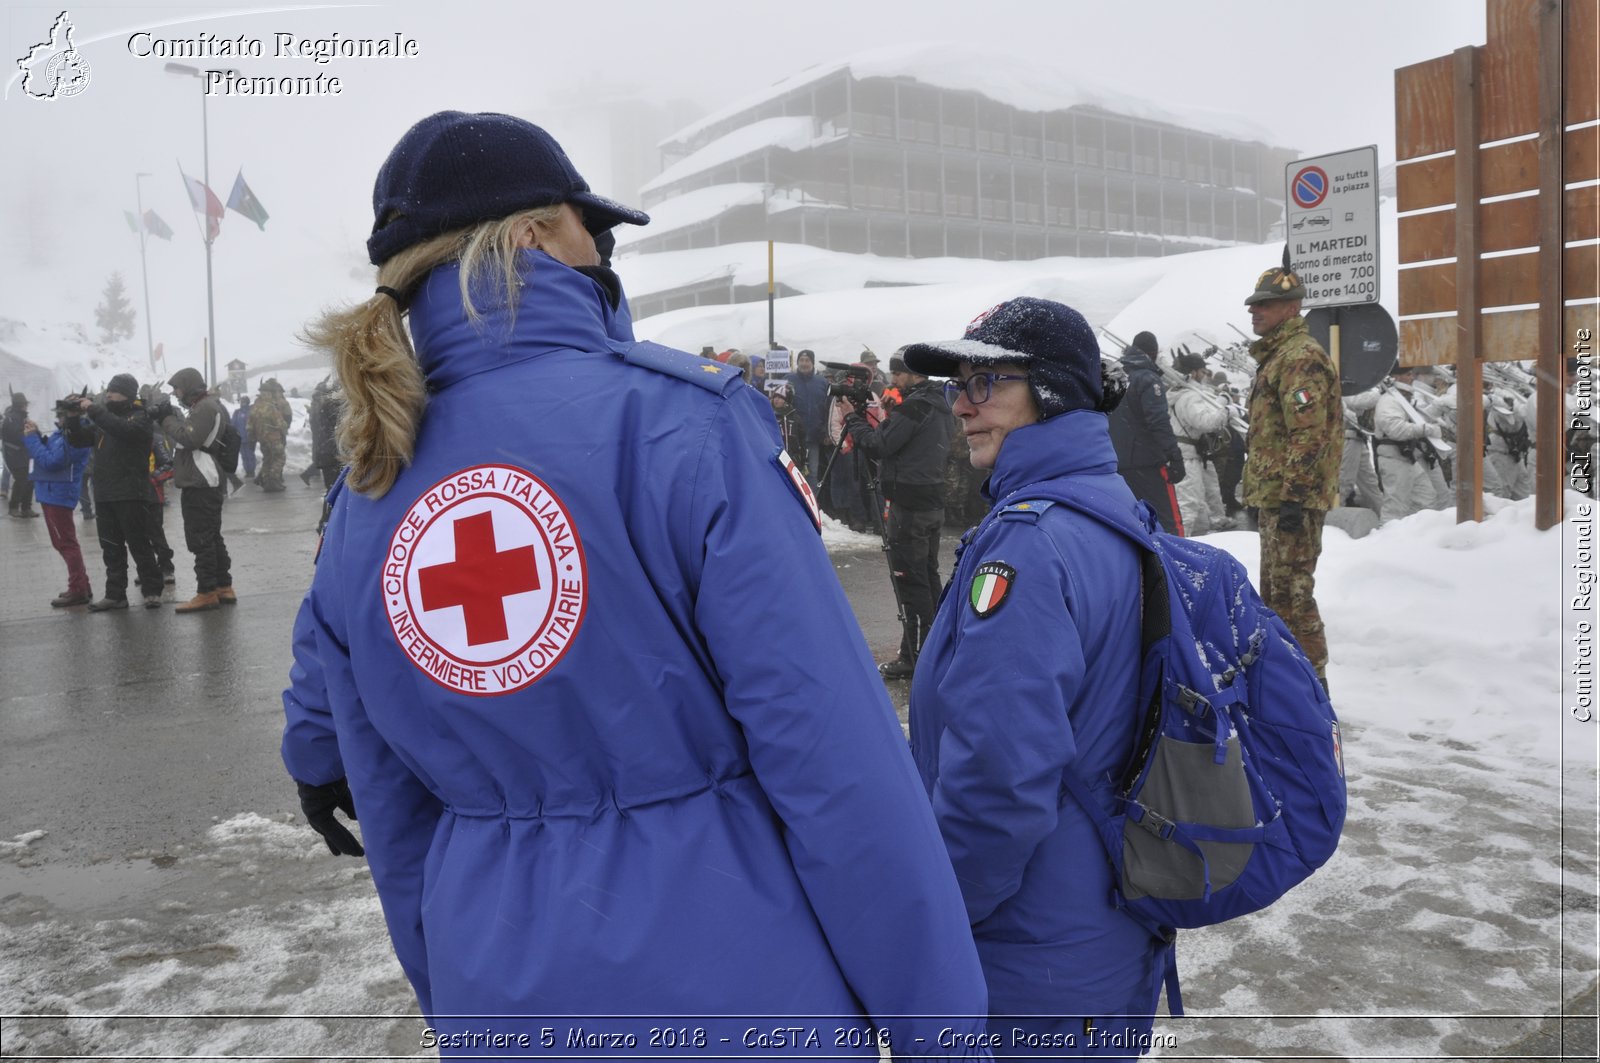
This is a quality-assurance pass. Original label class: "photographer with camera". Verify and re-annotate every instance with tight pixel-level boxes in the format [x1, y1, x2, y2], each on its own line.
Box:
[68, 375, 165, 610]
[836, 352, 954, 678]
[150, 367, 235, 613]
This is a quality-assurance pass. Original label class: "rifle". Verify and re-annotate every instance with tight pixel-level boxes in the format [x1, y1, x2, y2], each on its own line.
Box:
[1380, 379, 1454, 459]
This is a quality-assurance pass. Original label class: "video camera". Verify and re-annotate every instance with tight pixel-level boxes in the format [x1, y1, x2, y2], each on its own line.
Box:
[823, 362, 874, 408]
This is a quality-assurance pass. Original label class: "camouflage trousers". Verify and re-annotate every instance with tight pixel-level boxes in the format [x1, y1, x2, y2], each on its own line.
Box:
[257, 433, 287, 490]
[1256, 505, 1328, 680]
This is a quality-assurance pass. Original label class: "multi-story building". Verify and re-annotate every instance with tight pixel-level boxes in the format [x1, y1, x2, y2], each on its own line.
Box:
[622, 45, 1297, 273]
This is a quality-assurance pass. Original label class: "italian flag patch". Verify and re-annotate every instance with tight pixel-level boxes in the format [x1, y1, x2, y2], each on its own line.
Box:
[1292, 388, 1313, 408]
[969, 561, 1016, 618]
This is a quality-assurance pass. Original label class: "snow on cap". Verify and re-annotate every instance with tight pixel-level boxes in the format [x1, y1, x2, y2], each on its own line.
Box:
[902, 297, 1104, 418]
[367, 111, 649, 265]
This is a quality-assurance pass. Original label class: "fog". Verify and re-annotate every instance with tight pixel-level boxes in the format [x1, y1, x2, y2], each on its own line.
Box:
[0, 0, 1486, 380]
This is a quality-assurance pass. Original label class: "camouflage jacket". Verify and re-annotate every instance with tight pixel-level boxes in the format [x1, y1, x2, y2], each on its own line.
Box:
[248, 394, 291, 438]
[1241, 316, 1343, 509]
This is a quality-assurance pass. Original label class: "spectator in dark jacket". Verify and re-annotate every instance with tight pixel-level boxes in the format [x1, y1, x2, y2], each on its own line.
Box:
[67, 374, 166, 610]
[1108, 331, 1186, 534]
[838, 353, 955, 677]
[2, 392, 36, 518]
[153, 367, 235, 613]
[788, 349, 830, 485]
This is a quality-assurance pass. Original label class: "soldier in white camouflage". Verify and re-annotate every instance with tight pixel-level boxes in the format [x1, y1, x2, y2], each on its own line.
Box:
[1240, 267, 1342, 689]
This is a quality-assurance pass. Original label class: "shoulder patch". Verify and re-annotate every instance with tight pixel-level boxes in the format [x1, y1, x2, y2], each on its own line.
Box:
[969, 561, 1016, 618]
[997, 499, 1056, 522]
[773, 448, 823, 534]
[624, 341, 743, 395]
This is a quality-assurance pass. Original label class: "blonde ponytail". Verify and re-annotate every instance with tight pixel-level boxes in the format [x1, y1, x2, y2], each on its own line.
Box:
[301, 205, 563, 499]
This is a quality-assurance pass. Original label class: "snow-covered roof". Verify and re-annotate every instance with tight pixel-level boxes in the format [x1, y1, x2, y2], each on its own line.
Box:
[662, 42, 1281, 152]
[642, 116, 822, 195]
[616, 183, 770, 247]
[616, 183, 850, 249]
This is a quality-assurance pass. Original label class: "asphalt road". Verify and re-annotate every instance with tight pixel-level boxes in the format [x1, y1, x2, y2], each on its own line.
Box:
[0, 484, 927, 865]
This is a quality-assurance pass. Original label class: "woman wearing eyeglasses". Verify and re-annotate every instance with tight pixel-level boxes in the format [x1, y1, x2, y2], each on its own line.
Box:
[903, 298, 1171, 1056]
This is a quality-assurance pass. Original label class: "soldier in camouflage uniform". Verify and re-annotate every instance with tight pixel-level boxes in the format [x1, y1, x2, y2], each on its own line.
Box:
[248, 379, 293, 492]
[1240, 267, 1343, 688]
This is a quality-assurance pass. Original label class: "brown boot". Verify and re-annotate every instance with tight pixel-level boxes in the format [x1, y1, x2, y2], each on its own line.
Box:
[216, 587, 237, 605]
[175, 591, 221, 613]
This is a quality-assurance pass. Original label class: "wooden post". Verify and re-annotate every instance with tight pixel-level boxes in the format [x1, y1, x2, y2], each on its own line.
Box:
[1535, 0, 1566, 530]
[1454, 45, 1486, 523]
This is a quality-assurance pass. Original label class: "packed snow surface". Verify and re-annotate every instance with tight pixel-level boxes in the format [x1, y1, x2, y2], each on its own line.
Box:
[1, 497, 1594, 1059]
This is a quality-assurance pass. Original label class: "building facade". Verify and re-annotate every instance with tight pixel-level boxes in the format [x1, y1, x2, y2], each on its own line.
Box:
[628, 63, 1297, 267]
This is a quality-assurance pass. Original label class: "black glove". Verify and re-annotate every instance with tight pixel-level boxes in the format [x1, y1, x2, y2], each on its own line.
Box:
[1277, 500, 1305, 534]
[1166, 454, 1186, 485]
[296, 778, 365, 857]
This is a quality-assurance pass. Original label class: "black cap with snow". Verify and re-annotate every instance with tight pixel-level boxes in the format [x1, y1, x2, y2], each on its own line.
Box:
[902, 297, 1111, 419]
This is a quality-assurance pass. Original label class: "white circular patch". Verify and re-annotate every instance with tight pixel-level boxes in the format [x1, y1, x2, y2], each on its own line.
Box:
[382, 464, 586, 696]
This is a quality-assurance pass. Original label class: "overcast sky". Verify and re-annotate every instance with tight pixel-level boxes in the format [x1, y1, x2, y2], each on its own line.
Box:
[0, 0, 1488, 371]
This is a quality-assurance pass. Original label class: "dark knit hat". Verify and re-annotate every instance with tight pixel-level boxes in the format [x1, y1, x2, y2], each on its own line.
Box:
[367, 111, 650, 265]
[168, 367, 206, 394]
[902, 297, 1110, 418]
[107, 374, 139, 400]
[1132, 331, 1159, 356]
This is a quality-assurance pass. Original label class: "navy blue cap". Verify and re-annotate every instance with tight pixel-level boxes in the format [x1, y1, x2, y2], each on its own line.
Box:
[367, 111, 649, 265]
[903, 297, 1107, 418]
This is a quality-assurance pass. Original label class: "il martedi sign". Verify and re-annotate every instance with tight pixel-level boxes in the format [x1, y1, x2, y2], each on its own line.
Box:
[127, 28, 422, 95]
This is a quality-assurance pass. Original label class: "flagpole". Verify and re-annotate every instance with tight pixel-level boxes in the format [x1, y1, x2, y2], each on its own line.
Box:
[133, 172, 156, 372]
[165, 62, 221, 389]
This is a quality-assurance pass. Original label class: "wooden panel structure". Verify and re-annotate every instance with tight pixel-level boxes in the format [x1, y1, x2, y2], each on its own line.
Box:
[1394, 0, 1596, 525]
[1398, 305, 1600, 366]
[1397, 187, 1600, 263]
[1399, 247, 1598, 315]
[1394, 125, 1597, 212]
[1481, 0, 1542, 143]
[1395, 54, 1456, 161]
[1570, 0, 1599, 123]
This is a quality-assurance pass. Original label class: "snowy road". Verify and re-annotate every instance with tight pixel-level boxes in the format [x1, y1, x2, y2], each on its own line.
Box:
[1, 491, 1595, 1060]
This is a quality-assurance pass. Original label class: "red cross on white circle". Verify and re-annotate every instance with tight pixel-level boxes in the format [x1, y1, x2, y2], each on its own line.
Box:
[384, 464, 587, 696]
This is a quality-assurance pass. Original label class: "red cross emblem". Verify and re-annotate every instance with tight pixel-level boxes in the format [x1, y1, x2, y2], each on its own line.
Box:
[418, 511, 541, 646]
[384, 464, 587, 696]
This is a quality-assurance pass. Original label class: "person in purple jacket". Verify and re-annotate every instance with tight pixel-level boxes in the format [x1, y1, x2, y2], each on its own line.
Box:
[905, 299, 1169, 1057]
[281, 111, 988, 1058]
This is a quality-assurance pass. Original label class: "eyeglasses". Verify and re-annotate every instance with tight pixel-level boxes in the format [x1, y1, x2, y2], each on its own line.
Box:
[944, 372, 1028, 405]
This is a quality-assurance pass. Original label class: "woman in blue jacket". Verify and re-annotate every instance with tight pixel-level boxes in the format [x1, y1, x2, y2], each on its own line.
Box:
[24, 400, 93, 606]
[284, 111, 988, 1058]
[903, 299, 1168, 1057]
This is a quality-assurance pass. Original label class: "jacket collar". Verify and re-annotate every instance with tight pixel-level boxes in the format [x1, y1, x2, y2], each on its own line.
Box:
[1250, 314, 1309, 367]
[408, 249, 635, 391]
[983, 409, 1120, 504]
[1120, 348, 1157, 374]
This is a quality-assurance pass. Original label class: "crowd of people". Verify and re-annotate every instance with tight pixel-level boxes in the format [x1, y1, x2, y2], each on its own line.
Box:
[1, 372, 344, 612]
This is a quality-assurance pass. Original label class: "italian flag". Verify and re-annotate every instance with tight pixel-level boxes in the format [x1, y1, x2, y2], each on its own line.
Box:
[970, 568, 1010, 613]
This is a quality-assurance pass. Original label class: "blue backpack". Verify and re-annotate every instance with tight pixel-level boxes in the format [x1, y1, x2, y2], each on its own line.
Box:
[1018, 482, 1347, 1013]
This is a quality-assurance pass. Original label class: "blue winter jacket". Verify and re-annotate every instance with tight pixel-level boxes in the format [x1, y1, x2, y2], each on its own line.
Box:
[283, 251, 989, 1056]
[24, 430, 91, 509]
[909, 410, 1165, 1021]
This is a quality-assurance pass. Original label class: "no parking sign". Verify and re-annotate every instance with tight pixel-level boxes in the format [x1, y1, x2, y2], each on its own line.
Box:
[1284, 145, 1381, 309]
